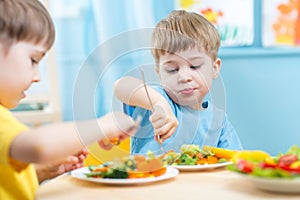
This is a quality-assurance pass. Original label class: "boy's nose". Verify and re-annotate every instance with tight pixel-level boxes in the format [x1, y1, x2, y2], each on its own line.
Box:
[32, 68, 41, 82]
[178, 68, 192, 82]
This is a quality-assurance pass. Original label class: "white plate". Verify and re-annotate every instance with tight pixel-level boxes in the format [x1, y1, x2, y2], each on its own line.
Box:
[173, 162, 232, 171]
[71, 166, 179, 185]
[238, 174, 300, 193]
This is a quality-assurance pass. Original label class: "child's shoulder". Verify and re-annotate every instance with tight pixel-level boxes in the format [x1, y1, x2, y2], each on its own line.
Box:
[152, 85, 173, 101]
[0, 104, 12, 117]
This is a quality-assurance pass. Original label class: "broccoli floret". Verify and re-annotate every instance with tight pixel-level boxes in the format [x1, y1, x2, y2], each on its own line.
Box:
[103, 168, 128, 179]
[162, 152, 180, 165]
[177, 153, 197, 165]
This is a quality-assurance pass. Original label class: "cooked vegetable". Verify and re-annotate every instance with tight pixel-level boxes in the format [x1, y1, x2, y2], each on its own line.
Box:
[162, 144, 231, 166]
[85, 153, 166, 179]
[102, 168, 128, 179]
[177, 153, 197, 165]
[162, 151, 180, 165]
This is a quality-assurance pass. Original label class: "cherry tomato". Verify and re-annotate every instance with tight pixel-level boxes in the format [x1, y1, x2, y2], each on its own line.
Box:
[278, 165, 300, 174]
[278, 154, 298, 167]
[237, 160, 255, 173]
[259, 162, 277, 169]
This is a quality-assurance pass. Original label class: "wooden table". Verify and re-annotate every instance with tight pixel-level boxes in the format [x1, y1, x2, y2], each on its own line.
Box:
[36, 168, 300, 200]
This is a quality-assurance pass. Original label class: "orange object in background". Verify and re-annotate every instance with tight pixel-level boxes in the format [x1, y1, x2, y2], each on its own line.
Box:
[273, 0, 300, 46]
[294, 0, 300, 45]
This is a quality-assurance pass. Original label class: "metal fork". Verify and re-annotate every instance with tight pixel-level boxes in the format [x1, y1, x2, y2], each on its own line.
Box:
[140, 67, 166, 154]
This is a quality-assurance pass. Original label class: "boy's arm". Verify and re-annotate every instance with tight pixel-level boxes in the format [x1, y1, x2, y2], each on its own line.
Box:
[114, 76, 167, 111]
[114, 76, 178, 142]
[34, 149, 88, 184]
[10, 112, 139, 164]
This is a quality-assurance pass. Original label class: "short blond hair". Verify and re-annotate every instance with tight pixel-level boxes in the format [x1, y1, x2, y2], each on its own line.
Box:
[151, 10, 220, 66]
[0, 0, 55, 53]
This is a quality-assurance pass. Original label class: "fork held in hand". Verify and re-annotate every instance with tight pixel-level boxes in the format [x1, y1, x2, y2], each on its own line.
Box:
[140, 67, 166, 153]
[140, 67, 154, 112]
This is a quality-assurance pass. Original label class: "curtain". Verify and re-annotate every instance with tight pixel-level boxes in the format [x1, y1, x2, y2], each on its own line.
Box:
[72, 0, 174, 120]
[50, 0, 174, 120]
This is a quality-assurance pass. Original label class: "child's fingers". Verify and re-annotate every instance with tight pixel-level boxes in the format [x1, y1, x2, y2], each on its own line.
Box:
[150, 104, 167, 121]
[149, 112, 164, 123]
[98, 139, 114, 150]
[154, 121, 177, 140]
[72, 162, 84, 169]
[77, 153, 87, 162]
[151, 118, 166, 129]
[159, 126, 177, 142]
[97, 114, 141, 150]
[154, 124, 170, 137]
[80, 148, 89, 156]
[69, 157, 79, 163]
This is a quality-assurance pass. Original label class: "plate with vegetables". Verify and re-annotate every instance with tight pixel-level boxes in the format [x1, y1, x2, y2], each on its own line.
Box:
[161, 145, 236, 171]
[173, 162, 232, 171]
[227, 145, 300, 193]
[71, 152, 179, 185]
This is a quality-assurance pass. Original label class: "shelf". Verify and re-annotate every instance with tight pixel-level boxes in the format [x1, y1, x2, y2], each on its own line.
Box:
[13, 110, 61, 126]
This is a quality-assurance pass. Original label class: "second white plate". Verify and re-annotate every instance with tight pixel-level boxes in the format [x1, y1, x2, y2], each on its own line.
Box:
[237, 173, 300, 193]
[173, 162, 232, 171]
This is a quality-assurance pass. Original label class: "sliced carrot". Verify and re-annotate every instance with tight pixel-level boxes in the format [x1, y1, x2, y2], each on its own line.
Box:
[197, 158, 208, 165]
[206, 156, 219, 164]
[151, 167, 166, 177]
[93, 167, 108, 172]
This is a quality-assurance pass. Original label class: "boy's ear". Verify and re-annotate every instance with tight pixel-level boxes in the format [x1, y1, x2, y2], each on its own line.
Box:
[212, 58, 221, 79]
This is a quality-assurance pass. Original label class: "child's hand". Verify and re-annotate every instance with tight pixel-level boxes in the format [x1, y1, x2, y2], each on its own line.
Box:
[98, 112, 140, 150]
[149, 104, 178, 143]
[35, 148, 88, 183]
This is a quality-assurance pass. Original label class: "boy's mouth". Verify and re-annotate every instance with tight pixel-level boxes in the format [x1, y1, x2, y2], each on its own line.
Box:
[180, 88, 195, 95]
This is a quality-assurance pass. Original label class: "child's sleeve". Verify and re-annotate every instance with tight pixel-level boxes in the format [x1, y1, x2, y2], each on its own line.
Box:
[0, 106, 29, 171]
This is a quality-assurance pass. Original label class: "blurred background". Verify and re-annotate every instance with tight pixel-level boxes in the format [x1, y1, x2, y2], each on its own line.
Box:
[14, 0, 300, 160]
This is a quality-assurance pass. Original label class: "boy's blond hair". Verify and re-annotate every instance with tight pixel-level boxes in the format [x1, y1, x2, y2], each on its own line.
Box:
[151, 10, 220, 67]
[0, 0, 55, 53]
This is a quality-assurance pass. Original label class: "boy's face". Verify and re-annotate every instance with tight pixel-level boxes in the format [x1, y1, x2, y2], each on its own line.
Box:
[156, 47, 221, 110]
[0, 41, 46, 108]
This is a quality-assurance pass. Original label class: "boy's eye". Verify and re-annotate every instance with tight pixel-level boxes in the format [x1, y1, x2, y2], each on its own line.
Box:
[166, 68, 178, 73]
[190, 65, 201, 69]
[31, 59, 38, 65]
